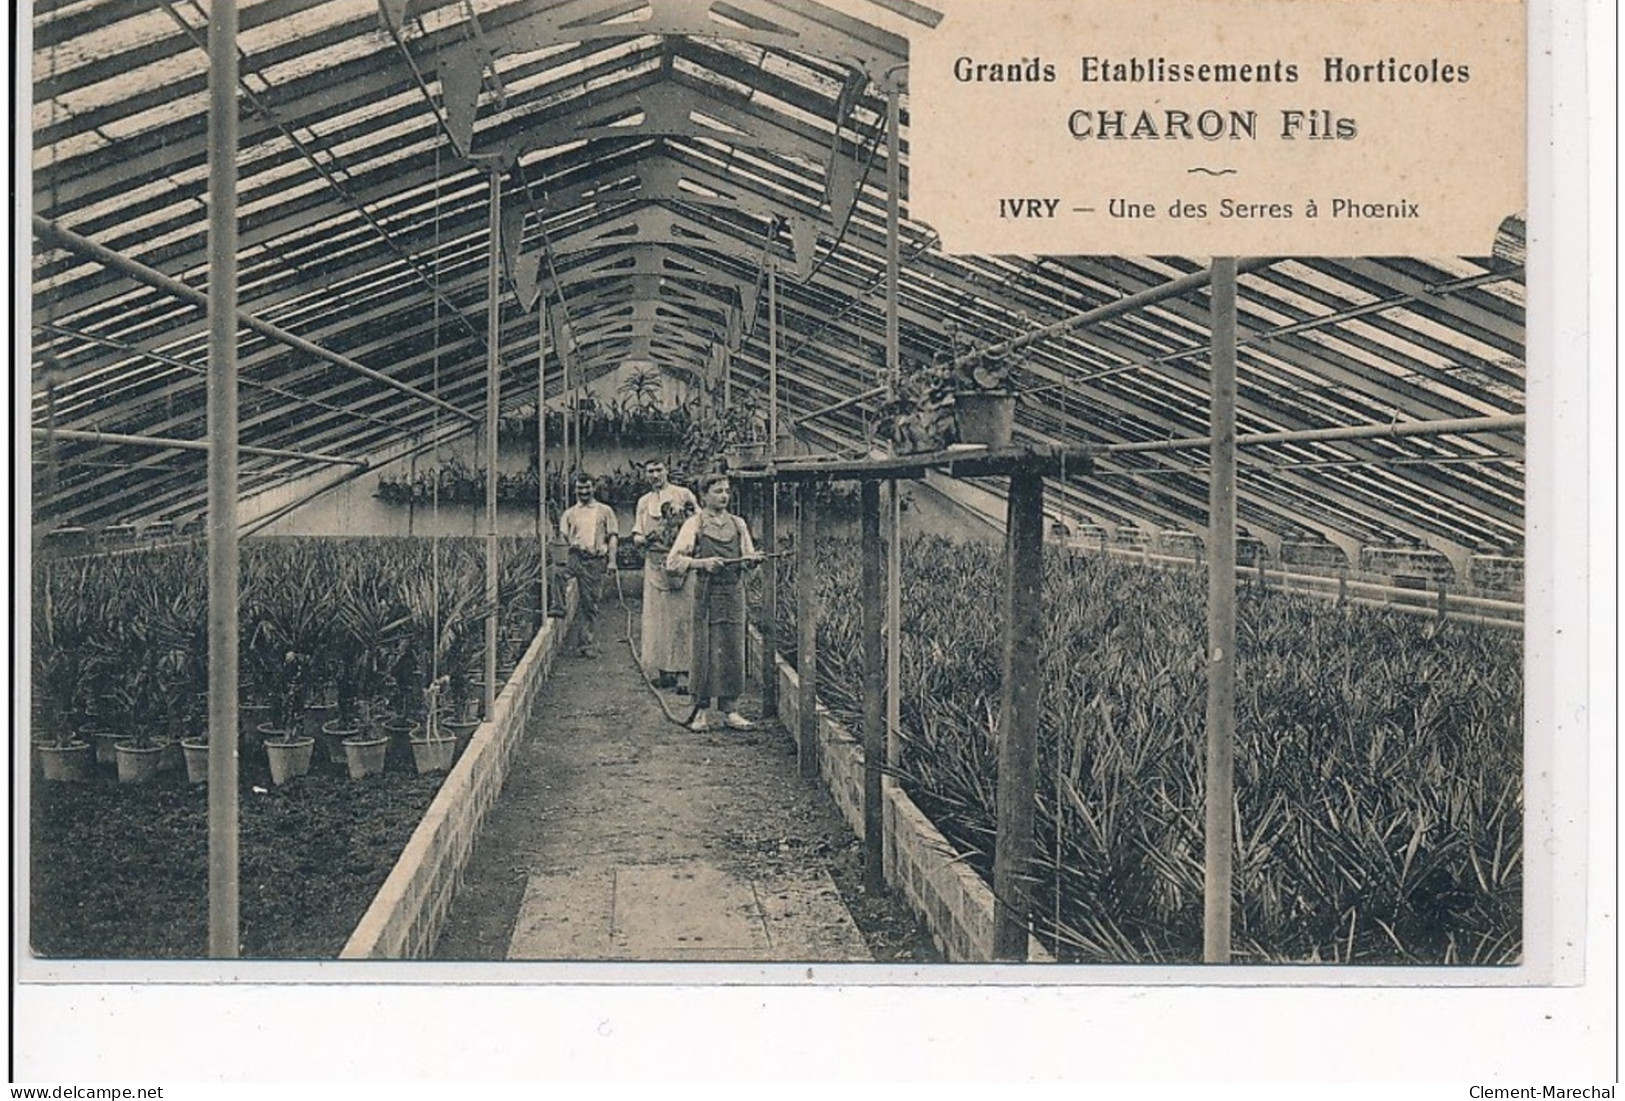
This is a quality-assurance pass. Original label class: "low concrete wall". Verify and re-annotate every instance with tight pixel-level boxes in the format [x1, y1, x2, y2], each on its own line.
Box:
[748, 628, 1051, 963]
[341, 588, 576, 959]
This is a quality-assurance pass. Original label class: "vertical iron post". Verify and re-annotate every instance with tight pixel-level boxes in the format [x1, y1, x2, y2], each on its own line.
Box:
[761, 256, 780, 717]
[206, 0, 241, 959]
[884, 85, 903, 772]
[860, 479, 886, 892]
[768, 256, 778, 450]
[990, 470, 1045, 960]
[484, 167, 501, 720]
[538, 302, 549, 627]
[1204, 257, 1239, 963]
[761, 483, 779, 718]
[796, 489, 819, 779]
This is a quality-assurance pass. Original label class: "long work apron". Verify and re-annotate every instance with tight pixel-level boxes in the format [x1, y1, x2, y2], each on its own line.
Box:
[689, 516, 746, 703]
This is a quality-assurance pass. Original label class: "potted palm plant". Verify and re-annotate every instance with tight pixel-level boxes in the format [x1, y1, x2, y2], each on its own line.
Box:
[243, 555, 328, 785]
[683, 395, 770, 469]
[407, 561, 489, 773]
[333, 570, 406, 780]
[259, 647, 317, 786]
[32, 566, 94, 782]
[108, 649, 168, 784]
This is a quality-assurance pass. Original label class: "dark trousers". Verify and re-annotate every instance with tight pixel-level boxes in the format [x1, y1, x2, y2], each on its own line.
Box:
[565, 550, 609, 649]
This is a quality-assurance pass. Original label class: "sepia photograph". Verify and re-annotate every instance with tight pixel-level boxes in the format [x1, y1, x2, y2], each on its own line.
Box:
[21, 0, 1535, 973]
[18, 0, 1610, 1084]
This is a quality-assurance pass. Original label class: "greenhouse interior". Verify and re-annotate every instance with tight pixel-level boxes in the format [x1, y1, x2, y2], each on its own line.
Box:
[27, 0, 1524, 966]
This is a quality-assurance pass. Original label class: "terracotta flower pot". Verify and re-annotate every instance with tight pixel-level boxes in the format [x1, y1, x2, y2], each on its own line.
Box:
[91, 729, 125, 767]
[115, 741, 165, 785]
[953, 391, 1017, 448]
[264, 735, 316, 786]
[302, 702, 337, 741]
[39, 741, 92, 783]
[320, 718, 362, 766]
[408, 732, 456, 775]
[441, 716, 481, 760]
[342, 734, 389, 780]
[383, 718, 421, 759]
[181, 738, 211, 784]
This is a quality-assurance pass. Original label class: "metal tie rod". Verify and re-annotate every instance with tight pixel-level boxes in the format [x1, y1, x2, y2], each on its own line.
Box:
[33, 426, 369, 467]
[795, 258, 1283, 428]
[953, 257, 1281, 369]
[33, 216, 477, 424]
[1103, 413, 1526, 455]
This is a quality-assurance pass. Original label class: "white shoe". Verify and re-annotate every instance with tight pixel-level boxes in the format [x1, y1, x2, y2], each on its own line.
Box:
[723, 712, 755, 731]
[687, 714, 711, 732]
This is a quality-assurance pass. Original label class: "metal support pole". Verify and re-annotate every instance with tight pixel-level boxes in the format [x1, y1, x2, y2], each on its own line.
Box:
[991, 469, 1045, 961]
[761, 483, 779, 718]
[886, 487, 902, 771]
[860, 479, 886, 893]
[768, 258, 778, 452]
[484, 168, 501, 721]
[559, 316, 572, 476]
[205, 0, 240, 961]
[31, 216, 475, 425]
[538, 303, 549, 627]
[797, 490, 819, 780]
[884, 86, 904, 774]
[1204, 257, 1239, 964]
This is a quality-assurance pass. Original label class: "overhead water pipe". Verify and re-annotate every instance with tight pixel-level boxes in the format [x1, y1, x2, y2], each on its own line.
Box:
[1104, 414, 1526, 455]
[33, 427, 367, 468]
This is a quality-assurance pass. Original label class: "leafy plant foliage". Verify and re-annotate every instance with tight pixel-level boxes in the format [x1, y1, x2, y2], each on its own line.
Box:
[776, 535, 1522, 964]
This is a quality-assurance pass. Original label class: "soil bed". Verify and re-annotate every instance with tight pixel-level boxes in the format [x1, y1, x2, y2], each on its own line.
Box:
[29, 744, 446, 960]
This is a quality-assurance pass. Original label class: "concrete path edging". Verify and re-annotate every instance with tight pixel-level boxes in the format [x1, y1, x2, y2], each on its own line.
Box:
[340, 588, 577, 959]
[748, 628, 1052, 963]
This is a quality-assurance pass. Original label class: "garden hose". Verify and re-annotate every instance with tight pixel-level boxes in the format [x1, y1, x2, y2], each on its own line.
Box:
[613, 563, 700, 728]
[612, 547, 796, 728]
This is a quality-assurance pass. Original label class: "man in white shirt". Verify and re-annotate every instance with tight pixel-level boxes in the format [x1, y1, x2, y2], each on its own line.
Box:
[558, 473, 618, 658]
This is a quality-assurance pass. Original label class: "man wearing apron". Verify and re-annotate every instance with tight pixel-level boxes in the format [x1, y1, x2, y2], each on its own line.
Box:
[665, 473, 763, 731]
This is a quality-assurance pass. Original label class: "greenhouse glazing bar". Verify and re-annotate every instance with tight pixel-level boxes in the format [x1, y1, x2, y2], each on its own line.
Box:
[206, 0, 239, 961]
[31, 216, 477, 426]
